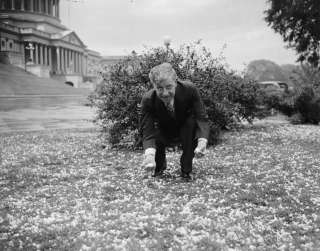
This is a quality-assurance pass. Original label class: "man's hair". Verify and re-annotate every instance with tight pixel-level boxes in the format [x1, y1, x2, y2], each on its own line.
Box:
[149, 63, 177, 85]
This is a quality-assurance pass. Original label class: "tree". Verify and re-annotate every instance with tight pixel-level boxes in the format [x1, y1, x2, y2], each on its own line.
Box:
[265, 0, 320, 67]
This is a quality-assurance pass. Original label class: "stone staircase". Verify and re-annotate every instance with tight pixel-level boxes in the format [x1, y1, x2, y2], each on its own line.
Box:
[0, 63, 91, 96]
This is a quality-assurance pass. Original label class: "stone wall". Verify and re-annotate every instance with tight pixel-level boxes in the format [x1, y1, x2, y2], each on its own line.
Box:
[26, 64, 51, 78]
[0, 51, 25, 69]
[52, 74, 84, 88]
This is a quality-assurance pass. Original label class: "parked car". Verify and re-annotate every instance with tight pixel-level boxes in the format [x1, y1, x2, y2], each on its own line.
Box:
[258, 81, 290, 96]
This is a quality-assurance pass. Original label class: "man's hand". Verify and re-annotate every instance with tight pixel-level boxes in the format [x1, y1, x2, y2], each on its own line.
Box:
[194, 138, 207, 158]
[142, 148, 156, 171]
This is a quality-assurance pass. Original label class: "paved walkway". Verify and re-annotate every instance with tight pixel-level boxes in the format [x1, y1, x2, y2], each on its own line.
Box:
[0, 96, 96, 133]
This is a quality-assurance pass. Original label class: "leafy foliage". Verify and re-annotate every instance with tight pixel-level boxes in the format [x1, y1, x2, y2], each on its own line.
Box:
[89, 41, 263, 148]
[266, 64, 320, 124]
[265, 0, 320, 67]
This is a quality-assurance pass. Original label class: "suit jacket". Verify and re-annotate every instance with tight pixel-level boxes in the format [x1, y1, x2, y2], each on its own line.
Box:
[140, 79, 210, 149]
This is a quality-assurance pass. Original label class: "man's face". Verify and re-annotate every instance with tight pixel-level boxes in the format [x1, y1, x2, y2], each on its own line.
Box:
[154, 78, 177, 103]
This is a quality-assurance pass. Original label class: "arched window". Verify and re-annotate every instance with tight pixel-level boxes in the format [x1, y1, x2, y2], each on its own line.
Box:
[1, 40, 6, 50]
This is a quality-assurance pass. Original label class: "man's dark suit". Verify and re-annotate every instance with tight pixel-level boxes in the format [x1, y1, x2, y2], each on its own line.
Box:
[140, 79, 210, 174]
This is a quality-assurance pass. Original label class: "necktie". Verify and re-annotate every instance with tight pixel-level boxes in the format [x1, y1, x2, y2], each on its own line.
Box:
[165, 101, 175, 116]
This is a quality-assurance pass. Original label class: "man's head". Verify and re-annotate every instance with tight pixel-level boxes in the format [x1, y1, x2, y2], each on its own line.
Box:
[149, 63, 177, 103]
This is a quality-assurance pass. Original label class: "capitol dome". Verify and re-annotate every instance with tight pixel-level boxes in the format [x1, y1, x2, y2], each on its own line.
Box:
[0, 0, 101, 86]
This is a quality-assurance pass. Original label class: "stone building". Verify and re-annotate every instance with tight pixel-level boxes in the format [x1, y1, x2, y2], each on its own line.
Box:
[0, 0, 101, 87]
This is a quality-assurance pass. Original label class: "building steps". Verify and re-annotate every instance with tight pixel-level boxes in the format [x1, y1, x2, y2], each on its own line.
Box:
[0, 63, 91, 96]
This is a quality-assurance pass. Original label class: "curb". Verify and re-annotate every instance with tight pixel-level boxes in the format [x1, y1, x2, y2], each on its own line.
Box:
[0, 95, 88, 98]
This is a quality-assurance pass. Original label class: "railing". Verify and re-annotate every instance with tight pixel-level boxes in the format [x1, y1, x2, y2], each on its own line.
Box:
[0, 22, 20, 33]
[0, 22, 52, 39]
[20, 28, 51, 38]
[0, 9, 59, 20]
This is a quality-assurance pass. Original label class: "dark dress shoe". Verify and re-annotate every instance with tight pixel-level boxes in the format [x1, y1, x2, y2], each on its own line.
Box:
[152, 163, 167, 177]
[152, 170, 164, 177]
[180, 172, 192, 180]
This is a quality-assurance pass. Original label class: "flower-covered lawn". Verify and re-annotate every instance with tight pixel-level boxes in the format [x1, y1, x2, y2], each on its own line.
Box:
[1, 121, 320, 250]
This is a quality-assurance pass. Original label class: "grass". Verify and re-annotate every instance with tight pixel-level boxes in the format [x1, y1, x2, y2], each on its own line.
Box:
[0, 121, 320, 250]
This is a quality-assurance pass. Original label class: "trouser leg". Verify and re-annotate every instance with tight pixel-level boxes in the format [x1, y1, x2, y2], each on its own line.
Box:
[155, 135, 167, 173]
[179, 116, 197, 174]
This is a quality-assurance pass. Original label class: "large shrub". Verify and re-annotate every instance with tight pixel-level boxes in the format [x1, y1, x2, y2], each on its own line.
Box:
[90, 41, 264, 148]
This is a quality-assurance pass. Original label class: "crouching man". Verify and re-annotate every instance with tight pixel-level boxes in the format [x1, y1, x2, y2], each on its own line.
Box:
[140, 63, 210, 180]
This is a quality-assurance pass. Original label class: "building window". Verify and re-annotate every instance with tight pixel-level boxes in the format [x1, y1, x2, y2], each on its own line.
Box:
[9, 42, 13, 50]
[1, 40, 5, 50]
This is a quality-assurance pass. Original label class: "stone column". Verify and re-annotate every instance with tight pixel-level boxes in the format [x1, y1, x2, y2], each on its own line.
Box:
[65, 49, 68, 73]
[38, 0, 41, 12]
[76, 52, 79, 73]
[78, 54, 81, 74]
[35, 44, 39, 64]
[40, 44, 43, 65]
[11, 0, 14, 9]
[73, 52, 76, 73]
[53, 0, 55, 16]
[56, 47, 60, 73]
[56, 0, 60, 18]
[78, 53, 81, 73]
[62, 48, 66, 73]
[69, 50, 72, 73]
[55, 0, 58, 17]
[30, 0, 33, 12]
[60, 48, 63, 73]
[80, 54, 83, 75]
[84, 56, 87, 75]
[75, 52, 78, 73]
[79, 54, 82, 74]
[66, 49, 69, 69]
[60, 48, 63, 72]
[66, 49, 69, 73]
[48, 47, 52, 68]
[73, 51, 76, 73]
[44, 45, 48, 65]
[47, 0, 50, 14]
[21, 0, 24, 10]
[70, 50, 74, 73]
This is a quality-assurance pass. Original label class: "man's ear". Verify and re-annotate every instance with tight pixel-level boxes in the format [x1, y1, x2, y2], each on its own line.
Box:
[148, 82, 154, 89]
